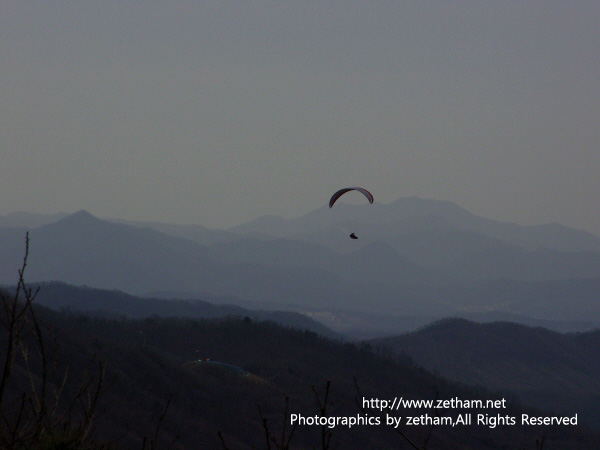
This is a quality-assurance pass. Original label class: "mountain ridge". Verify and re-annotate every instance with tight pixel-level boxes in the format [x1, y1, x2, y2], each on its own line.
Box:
[372, 318, 600, 427]
[1, 198, 599, 337]
[230, 196, 600, 252]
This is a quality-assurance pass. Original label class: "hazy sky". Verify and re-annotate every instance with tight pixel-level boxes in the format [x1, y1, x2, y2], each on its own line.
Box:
[2, 1, 599, 234]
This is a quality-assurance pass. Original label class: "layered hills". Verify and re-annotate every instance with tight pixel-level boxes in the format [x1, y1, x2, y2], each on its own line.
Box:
[374, 318, 600, 428]
[2, 198, 600, 447]
[3, 303, 598, 449]
[1, 197, 599, 338]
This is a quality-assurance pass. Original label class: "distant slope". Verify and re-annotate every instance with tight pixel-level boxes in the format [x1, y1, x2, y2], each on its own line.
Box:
[110, 217, 239, 245]
[22, 282, 342, 339]
[0, 210, 222, 291]
[300, 307, 600, 340]
[0, 211, 386, 312]
[231, 197, 600, 252]
[373, 319, 600, 427]
[206, 237, 443, 285]
[0, 211, 67, 228]
[229, 197, 600, 282]
[1, 203, 599, 333]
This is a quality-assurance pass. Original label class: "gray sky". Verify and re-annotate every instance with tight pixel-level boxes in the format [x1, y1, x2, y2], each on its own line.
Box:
[2, 1, 599, 234]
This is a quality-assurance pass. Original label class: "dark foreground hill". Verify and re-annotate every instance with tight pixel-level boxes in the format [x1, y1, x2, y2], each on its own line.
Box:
[3, 302, 599, 449]
[373, 319, 600, 428]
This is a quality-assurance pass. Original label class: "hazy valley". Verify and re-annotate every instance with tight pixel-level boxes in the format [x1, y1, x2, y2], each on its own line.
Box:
[1, 197, 600, 448]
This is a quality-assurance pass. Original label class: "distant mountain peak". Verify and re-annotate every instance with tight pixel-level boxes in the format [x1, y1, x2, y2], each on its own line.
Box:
[69, 209, 95, 218]
[59, 210, 101, 224]
[36, 210, 112, 234]
[388, 196, 471, 217]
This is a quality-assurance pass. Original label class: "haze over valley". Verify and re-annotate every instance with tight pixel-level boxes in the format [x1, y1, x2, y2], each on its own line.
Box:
[2, 1, 599, 447]
[2, 197, 599, 338]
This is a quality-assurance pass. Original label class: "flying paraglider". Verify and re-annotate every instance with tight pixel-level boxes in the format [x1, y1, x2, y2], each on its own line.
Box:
[328, 187, 374, 208]
[328, 187, 374, 239]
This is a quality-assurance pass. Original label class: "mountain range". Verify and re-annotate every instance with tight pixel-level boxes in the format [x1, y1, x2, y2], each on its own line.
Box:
[2, 198, 600, 447]
[1, 197, 599, 337]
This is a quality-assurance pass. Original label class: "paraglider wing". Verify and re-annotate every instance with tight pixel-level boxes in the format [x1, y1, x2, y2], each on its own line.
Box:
[328, 187, 374, 208]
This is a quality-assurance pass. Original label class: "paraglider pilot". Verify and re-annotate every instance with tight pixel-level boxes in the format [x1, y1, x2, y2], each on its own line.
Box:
[329, 187, 373, 241]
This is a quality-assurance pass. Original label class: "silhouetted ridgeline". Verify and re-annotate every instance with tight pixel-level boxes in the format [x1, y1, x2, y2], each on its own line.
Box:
[19, 281, 342, 339]
[373, 318, 600, 428]
[3, 303, 600, 449]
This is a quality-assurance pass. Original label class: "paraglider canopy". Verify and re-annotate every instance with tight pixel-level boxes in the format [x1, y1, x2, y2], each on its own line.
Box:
[329, 187, 374, 208]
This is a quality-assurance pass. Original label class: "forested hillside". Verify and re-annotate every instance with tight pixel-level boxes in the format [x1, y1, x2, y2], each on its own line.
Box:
[2, 299, 599, 449]
[374, 319, 600, 428]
